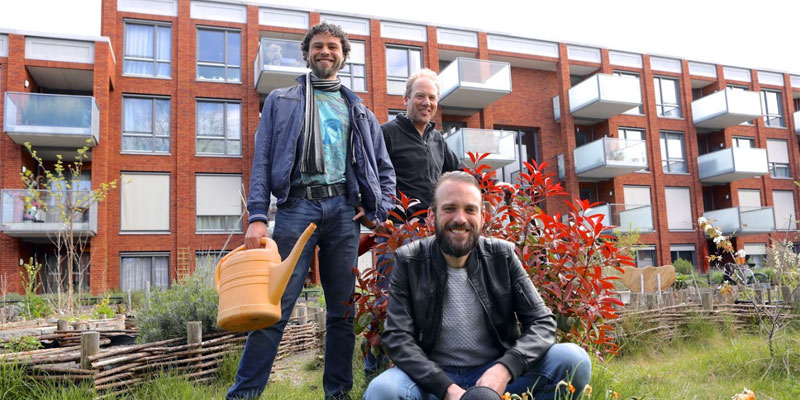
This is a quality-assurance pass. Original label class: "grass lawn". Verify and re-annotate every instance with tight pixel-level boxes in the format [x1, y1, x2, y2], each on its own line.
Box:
[2, 320, 799, 399]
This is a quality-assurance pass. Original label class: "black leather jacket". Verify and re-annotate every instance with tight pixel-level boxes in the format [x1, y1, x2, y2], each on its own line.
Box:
[382, 236, 556, 399]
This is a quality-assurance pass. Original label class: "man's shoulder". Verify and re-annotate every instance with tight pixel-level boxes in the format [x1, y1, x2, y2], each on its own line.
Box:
[266, 84, 303, 103]
[477, 236, 516, 256]
[395, 236, 435, 260]
[380, 117, 404, 133]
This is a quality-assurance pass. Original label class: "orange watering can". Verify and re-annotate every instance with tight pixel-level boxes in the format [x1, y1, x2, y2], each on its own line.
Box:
[215, 223, 316, 332]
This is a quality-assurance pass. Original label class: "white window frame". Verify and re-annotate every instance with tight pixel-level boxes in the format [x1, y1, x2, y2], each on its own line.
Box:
[653, 76, 682, 118]
[760, 89, 785, 128]
[385, 45, 422, 96]
[196, 26, 241, 83]
[195, 99, 242, 157]
[767, 139, 791, 178]
[123, 20, 172, 78]
[660, 131, 687, 173]
[122, 95, 171, 154]
[340, 41, 366, 92]
[119, 252, 170, 292]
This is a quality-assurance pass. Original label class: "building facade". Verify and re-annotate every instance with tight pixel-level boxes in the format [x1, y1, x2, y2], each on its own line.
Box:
[1, 0, 799, 294]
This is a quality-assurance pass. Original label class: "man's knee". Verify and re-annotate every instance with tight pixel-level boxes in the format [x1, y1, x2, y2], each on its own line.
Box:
[550, 343, 591, 386]
[362, 368, 416, 400]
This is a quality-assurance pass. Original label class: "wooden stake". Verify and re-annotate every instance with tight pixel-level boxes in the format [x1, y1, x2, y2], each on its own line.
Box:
[187, 321, 202, 345]
[80, 332, 99, 369]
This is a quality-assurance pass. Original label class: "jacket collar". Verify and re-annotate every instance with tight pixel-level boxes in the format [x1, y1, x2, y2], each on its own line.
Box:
[397, 113, 436, 137]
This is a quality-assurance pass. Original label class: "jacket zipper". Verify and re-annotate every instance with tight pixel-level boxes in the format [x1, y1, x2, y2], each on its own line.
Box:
[468, 276, 502, 342]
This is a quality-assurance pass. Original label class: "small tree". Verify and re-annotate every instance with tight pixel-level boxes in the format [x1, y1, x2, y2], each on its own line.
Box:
[21, 141, 117, 313]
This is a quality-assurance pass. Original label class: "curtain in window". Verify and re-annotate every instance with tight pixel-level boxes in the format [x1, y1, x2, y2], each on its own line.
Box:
[120, 256, 169, 292]
[152, 257, 169, 288]
[124, 24, 154, 75]
[156, 26, 171, 76]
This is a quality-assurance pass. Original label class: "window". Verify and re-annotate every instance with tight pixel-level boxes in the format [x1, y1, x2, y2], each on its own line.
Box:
[743, 243, 767, 267]
[623, 185, 653, 232]
[760, 89, 785, 127]
[665, 187, 692, 230]
[122, 95, 170, 153]
[196, 100, 241, 156]
[120, 173, 170, 233]
[670, 245, 696, 269]
[728, 85, 754, 125]
[197, 27, 241, 82]
[496, 128, 539, 183]
[636, 246, 657, 268]
[618, 127, 648, 171]
[196, 174, 243, 233]
[385, 46, 421, 95]
[660, 131, 687, 173]
[653, 76, 681, 118]
[613, 70, 643, 114]
[42, 252, 90, 293]
[738, 189, 762, 208]
[773, 190, 796, 230]
[767, 139, 791, 178]
[340, 41, 366, 92]
[120, 253, 169, 292]
[732, 136, 754, 148]
[124, 21, 171, 77]
[387, 109, 404, 122]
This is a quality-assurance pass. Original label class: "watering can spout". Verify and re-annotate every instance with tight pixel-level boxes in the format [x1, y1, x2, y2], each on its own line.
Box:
[269, 223, 316, 304]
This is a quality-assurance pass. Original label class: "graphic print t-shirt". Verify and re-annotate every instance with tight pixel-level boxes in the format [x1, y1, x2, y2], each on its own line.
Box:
[301, 89, 350, 186]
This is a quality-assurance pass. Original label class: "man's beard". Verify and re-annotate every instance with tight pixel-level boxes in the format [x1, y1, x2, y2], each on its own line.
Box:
[309, 59, 343, 79]
[434, 218, 480, 258]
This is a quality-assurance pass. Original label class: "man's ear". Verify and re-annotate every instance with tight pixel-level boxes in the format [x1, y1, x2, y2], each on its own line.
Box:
[425, 207, 435, 227]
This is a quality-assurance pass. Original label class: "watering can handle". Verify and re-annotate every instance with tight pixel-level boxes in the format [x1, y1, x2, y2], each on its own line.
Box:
[214, 237, 269, 291]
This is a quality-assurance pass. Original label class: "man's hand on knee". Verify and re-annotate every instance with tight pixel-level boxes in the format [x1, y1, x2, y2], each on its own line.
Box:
[445, 384, 466, 400]
[475, 363, 512, 396]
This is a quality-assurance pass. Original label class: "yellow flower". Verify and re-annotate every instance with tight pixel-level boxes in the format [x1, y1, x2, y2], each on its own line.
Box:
[583, 384, 592, 396]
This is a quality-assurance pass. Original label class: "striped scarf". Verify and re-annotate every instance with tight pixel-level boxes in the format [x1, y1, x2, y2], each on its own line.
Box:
[300, 73, 342, 175]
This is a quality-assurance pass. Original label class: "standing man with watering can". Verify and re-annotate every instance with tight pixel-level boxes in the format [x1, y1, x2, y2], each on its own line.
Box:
[226, 22, 395, 400]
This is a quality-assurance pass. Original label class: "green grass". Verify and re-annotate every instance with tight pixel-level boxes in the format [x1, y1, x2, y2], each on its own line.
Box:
[2, 323, 799, 399]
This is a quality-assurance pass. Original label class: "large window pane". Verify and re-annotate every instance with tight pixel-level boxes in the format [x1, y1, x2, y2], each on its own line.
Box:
[196, 174, 243, 233]
[196, 100, 241, 156]
[124, 21, 171, 78]
[660, 131, 686, 173]
[120, 254, 169, 292]
[386, 46, 422, 95]
[197, 28, 241, 83]
[197, 29, 224, 63]
[761, 89, 785, 127]
[654, 76, 681, 118]
[122, 96, 170, 154]
[120, 173, 170, 232]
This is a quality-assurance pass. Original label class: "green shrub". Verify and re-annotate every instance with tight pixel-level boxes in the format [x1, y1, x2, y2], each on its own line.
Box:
[93, 295, 116, 319]
[672, 258, 695, 275]
[673, 273, 689, 290]
[708, 269, 724, 285]
[18, 295, 51, 319]
[136, 262, 220, 343]
[753, 267, 777, 285]
[1, 336, 42, 353]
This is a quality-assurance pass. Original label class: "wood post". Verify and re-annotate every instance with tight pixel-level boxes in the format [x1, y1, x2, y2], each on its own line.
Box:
[645, 294, 657, 309]
[187, 321, 202, 345]
[754, 289, 764, 304]
[701, 291, 713, 310]
[74, 321, 88, 331]
[781, 286, 792, 304]
[80, 331, 100, 369]
[57, 319, 69, 331]
[297, 306, 308, 325]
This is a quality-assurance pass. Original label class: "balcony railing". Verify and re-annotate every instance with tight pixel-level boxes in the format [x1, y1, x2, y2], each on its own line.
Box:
[4, 92, 99, 148]
[703, 206, 775, 236]
[254, 38, 309, 94]
[794, 110, 800, 135]
[553, 95, 561, 122]
[0, 189, 97, 238]
[697, 147, 768, 184]
[692, 88, 762, 130]
[568, 73, 642, 120]
[573, 137, 647, 180]
[444, 128, 516, 170]
[584, 203, 654, 233]
[438, 58, 511, 113]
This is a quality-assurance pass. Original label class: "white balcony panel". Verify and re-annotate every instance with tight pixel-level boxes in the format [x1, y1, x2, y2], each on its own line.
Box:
[439, 58, 511, 112]
[703, 206, 775, 236]
[553, 95, 560, 122]
[758, 71, 783, 87]
[25, 37, 94, 64]
[321, 15, 370, 36]
[191, 1, 246, 23]
[118, 0, 178, 16]
[568, 74, 642, 120]
[794, 111, 800, 135]
[567, 45, 600, 63]
[437, 28, 477, 48]
[573, 137, 648, 179]
[692, 88, 762, 129]
[4, 92, 100, 148]
[697, 147, 768, 184]
[723, 66, 751, 82]
[791, 75, 800, 89]
[254, 38, 309, 94]
[650, 57, 681, 73]
[585, 203, 654, 233]
[0, 34, 7, 57]
[1, 189, 97, 238]
[609, 51, 641, 68]
[444, 128, 516, 170]
[689, 62, 716, 78]
[259, 7, 308, 29]
[486, 35, 558, 58]
[380, 21, 426, 41]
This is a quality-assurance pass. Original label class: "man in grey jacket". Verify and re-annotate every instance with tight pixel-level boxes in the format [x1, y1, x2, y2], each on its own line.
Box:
[363, 172, 589, 400]
[227, 22, 395, 400]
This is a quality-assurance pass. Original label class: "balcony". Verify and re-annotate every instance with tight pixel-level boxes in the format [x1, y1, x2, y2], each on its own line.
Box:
[438, 58, 511, 115]
[4, 92, 99, 149]
[794, 110, 800, 135]
[573, 137, 648, 180]
[553, 95, 561, 122]
[585, 203, 654, 233]
[692, 88, 762, 130]
[254, 38, 309, 94]
[703, 206, 775, 236]
[444, 128, 516, 170]
[0, 189, 97, 238]
[697, 147, 768, 184]
[568, 73, 642, 121]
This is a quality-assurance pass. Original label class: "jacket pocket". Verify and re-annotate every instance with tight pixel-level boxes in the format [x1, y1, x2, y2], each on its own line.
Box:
[515, 280, 543, 310]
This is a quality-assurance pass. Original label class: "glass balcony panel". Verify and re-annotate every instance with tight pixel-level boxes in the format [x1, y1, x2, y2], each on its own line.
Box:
[553, 95, 560, 122]
[697, 147, 768, 183]
[1, 189, 97, 238]
[4, 92, 99, 148]
[703, 206, 774, 236]
[254, 38, 309, 94]
[691, 88, 762, 129]
[444, 128, 516, 170]
[439, 58, 511, 112]
[573, 137, 648, 179]
[794, 111, 800, 135]
[568, 74, 642, 120]
[584, 203, 653, 233]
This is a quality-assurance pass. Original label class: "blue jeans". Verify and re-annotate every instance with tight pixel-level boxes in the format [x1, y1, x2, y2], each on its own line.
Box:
[227, 196, 360, 399]
[362, 343, 591, 400]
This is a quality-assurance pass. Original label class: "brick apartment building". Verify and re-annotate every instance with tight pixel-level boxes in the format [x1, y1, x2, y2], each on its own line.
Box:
[1, 0, 799, 294]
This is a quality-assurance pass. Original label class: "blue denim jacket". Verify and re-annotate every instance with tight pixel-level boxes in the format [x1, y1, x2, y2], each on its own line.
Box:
[247, 77, 396, 224]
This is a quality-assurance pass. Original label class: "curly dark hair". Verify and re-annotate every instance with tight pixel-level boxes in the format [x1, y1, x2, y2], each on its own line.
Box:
[301, 22, 351, 69]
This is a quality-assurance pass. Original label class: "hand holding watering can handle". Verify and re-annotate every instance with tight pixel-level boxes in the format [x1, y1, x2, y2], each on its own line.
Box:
[214, 237, 270, 292]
